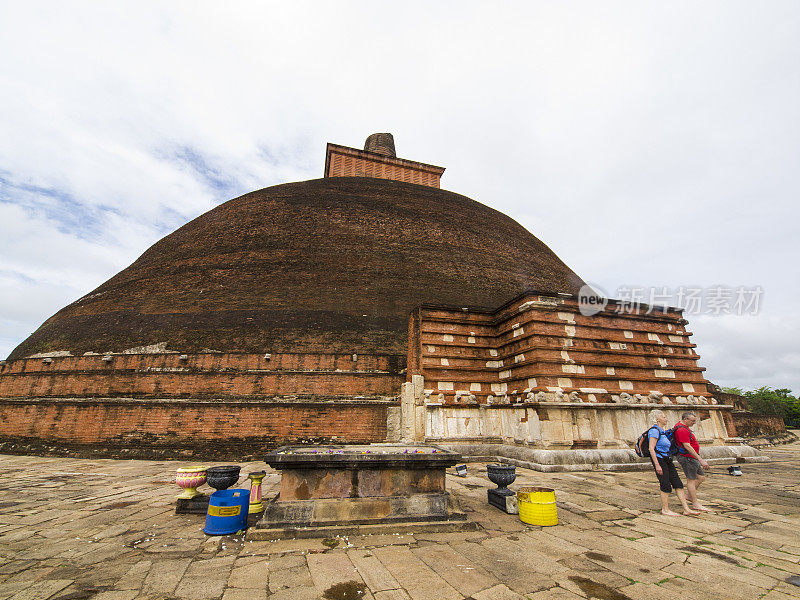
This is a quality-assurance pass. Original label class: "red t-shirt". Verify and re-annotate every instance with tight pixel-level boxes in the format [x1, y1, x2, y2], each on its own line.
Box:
[674, 424, 699, 456]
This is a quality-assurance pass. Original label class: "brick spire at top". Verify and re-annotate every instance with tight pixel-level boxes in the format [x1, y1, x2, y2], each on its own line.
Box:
[364, 133, 396, 157]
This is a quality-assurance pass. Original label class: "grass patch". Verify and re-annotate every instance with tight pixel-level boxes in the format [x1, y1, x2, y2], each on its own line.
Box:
[757, 561, 789, 572]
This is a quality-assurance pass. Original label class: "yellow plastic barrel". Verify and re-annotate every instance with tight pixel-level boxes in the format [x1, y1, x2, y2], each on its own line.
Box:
[517, 486, 558, 526]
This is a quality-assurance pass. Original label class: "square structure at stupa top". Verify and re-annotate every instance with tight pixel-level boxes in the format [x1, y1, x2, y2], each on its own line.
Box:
[325, 133, 445, 188]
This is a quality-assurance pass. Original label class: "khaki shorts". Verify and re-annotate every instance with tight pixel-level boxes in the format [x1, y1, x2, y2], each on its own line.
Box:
[676, 453, 705, 479]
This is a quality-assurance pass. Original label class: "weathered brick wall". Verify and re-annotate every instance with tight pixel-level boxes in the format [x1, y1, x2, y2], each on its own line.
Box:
[731, 411, 786, 437]
[0, 352, 403, 399]
[0, 351, 402, 457]
[0, 397, 395, 459]
[411, 293, 713, 404]
[720, 410, 738, 437]
[717, 391, 748, 409]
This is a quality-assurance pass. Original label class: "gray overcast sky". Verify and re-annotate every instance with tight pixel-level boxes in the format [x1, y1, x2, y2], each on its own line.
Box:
[1, 1, 798, 393]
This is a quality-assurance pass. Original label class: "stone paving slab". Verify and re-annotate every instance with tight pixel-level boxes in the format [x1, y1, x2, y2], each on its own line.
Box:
[348, 549, 401, 592]
[0, 440, 799, 600]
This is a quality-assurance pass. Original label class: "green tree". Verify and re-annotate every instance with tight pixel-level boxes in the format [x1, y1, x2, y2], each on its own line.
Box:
[720, 386, 744, 395]
[741, 387, 800, 427]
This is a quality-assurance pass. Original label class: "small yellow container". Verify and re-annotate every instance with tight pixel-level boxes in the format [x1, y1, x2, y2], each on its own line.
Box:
[517, 486, 558, 526]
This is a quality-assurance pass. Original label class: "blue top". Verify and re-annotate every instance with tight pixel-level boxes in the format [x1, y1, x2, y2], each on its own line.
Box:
[648, 425, 671, 458]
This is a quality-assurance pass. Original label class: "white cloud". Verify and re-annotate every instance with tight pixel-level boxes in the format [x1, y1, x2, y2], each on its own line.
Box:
[692, 314, 800, 394]
[0, 1, 798, 395]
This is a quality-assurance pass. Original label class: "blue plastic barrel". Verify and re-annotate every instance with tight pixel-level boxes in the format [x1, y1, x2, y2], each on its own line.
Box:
[204, 489, 250, 535]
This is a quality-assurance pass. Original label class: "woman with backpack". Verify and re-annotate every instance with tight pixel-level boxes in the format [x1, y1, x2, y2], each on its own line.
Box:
[646, 409, 700, 516]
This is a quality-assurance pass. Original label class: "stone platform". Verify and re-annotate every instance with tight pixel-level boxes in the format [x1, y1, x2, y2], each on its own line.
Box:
[254, 444, 469, 535]
[423, 400, 765, 470]
[437, 440, 766, 472]
[1, 437, 800, 600]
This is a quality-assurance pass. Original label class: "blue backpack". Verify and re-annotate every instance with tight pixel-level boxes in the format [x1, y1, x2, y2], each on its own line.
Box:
[635, 425, 679, 458]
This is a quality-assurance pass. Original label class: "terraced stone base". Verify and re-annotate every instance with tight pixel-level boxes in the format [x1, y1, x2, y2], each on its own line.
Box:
[258, 491, 457, 526]
[251, 492, 473, 539]
[248, 515, 477, 540]
[437, 442, 767, 472]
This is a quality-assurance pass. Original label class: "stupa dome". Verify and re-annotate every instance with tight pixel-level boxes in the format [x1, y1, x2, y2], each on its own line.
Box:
[9, 176, 585, 360]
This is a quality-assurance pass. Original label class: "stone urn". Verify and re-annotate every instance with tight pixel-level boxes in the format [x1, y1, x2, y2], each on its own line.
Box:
[486, 463, 517, 493]
[206, 465, 241, 491]
[175, 466, 208, 499]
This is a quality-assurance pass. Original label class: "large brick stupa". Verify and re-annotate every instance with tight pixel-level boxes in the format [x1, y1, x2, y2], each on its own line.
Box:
[0, 134, 757, 467]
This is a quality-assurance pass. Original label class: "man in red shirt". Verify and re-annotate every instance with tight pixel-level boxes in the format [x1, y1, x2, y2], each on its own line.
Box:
[674, 412, 712, 512]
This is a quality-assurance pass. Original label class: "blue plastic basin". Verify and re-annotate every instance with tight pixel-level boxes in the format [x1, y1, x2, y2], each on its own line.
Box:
[204, 489, 250, 535]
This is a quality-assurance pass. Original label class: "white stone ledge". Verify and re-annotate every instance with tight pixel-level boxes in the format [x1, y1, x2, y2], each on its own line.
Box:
[430, 442, 765, 472]
[425, 402, 734, 411]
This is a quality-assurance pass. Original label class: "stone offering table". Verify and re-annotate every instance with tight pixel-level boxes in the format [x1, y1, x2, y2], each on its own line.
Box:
[252, 444, 470, 537]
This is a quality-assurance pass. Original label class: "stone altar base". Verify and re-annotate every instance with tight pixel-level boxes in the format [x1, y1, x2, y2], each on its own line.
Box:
[251, 443, 472, 538]
[249, 493, 474, 540]
[487, 488, 518, 514]
[175, 494, 209, 514]
[260, 491, 456, 526]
